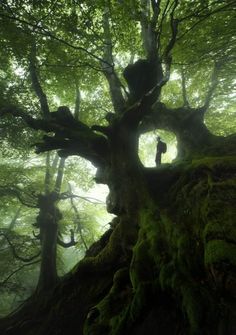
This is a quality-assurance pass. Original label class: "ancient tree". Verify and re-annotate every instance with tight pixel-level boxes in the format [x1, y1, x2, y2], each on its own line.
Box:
[0, 1, 235, 334]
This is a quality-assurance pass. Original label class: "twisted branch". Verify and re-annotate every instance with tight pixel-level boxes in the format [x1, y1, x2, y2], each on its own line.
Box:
[0, 233, 41, 262]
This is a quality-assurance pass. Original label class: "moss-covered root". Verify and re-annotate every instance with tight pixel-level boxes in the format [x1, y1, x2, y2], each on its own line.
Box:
[83, 267, 132, 335]
[126, 156, 236, 334]
[85, 156, 236, 335]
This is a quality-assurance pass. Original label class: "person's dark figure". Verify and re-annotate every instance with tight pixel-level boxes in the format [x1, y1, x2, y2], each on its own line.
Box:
[155, 136, 167, 166]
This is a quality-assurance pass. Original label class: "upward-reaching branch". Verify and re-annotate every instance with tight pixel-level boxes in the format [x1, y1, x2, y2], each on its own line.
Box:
[202, 62, 220, 112]
[181, 67, 189, 107]
[54, 157, 66, 195]
[1, 106, 110, 167]
[68, 183, 88, 251]
[101, 7, 125, 114]
[157, 0, 171, 52]
[29, 42, 50, 118]
[74, 83, 81, 121]
[140, 0, 160, 60]
[45, 152, 61, 194]
[162, 0, 179, 81]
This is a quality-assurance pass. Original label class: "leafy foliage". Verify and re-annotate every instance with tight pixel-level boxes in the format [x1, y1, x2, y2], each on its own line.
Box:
[0, 0, 235, 331]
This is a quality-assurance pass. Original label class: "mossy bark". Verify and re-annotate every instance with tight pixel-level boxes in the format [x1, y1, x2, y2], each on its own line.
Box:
[82, 155, 236, 335]
[1, 12, 235, 332]
[1, 97, 236, 335]
[1, 151, 235, 335]
[141, 104, 236, 160]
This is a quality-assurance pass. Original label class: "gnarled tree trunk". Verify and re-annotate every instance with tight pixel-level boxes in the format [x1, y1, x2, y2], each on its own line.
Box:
[0, 4, 235, 332]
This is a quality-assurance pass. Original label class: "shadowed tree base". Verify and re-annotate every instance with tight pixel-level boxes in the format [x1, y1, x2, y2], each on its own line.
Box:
[0, 1, 235, 334]
[0, 154, 235, 335]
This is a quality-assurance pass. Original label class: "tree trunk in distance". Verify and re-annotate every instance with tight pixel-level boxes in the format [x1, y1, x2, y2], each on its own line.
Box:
[35, 193, 60, 292]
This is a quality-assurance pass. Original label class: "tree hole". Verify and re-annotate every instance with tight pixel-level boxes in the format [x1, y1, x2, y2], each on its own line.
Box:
[139, 130, 177, 167]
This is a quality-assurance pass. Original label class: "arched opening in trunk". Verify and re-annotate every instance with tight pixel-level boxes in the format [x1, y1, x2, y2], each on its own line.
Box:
[138, 130, 177, 167]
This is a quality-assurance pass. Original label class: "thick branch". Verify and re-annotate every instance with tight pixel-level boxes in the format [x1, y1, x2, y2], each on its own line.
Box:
[140, 0, 160, 60]
[139, 101, 177, 133]
[140, 0, 151, 56]
[36, 135, 108, 167]
[1, 106, 110, 167]
[181, 67, 189, 107]
[162, 0, 179, 80]
[121, 75, 171, 129]
[45, 152, 61, 194]
[101, 8, 125, 114]
[157, 0, 171, 51]
[0, 105, 46, 129]
[202, 62, 220, 111]
[139, 101, 209, 136]
[29, 42, 50, 117]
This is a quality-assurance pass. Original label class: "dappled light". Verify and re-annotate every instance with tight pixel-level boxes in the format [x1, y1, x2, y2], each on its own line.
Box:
[0, 0, 235, 334]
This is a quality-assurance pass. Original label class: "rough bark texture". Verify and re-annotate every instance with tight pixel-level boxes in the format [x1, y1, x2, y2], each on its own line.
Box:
[139, 104, 235, 160]
[35, 193, 61, 292]
[0, 49, 235, 335]
[0, 153, 235, 335]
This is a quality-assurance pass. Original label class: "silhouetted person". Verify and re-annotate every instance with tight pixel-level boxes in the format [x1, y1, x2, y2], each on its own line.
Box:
[155, 136, 167, 166]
